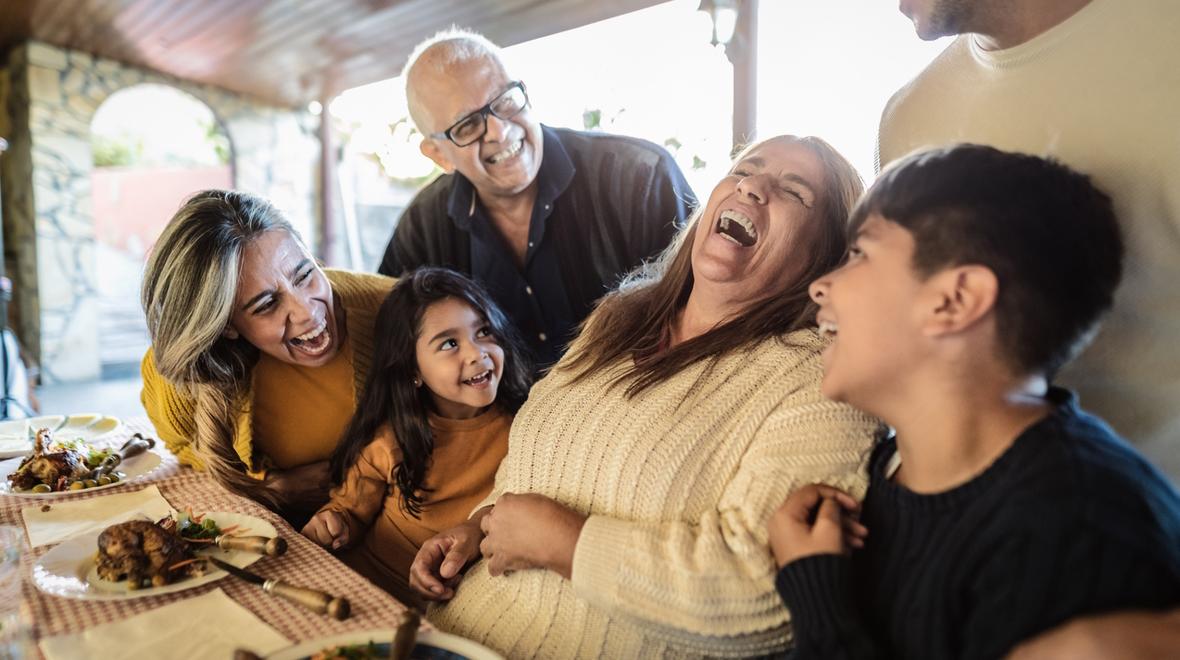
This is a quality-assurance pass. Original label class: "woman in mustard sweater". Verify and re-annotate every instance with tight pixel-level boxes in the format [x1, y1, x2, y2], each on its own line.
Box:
[410, 136, 882, 657]
[140, 190, 393, 519]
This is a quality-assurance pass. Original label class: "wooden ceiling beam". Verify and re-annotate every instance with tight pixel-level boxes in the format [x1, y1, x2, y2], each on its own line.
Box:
[0, 0, 665, 107]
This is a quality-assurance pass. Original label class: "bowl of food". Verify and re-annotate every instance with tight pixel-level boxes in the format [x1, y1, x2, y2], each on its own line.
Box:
[266, 629, 503, 660]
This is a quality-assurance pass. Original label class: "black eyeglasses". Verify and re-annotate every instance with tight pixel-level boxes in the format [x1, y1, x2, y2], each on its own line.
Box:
[430, 81, 529, 147]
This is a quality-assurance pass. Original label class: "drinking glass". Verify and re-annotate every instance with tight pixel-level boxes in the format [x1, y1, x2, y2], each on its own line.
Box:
[0, 525, 31, 660]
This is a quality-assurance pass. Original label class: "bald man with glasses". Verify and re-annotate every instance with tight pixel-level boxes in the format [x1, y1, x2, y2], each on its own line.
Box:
[378, 30, 696, 370]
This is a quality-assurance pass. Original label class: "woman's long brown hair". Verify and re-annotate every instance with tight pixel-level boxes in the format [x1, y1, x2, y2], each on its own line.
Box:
[559, 135, 864, 396]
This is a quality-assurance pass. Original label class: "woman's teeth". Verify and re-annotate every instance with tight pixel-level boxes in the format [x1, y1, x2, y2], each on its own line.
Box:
[289, 321, 331, 355]
[487, 140, 522, 164]
[818, 321, 839, 340]
[717, 210, 758, 246]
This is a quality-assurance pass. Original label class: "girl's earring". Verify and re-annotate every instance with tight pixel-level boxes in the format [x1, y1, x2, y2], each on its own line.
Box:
[413, 377, 422, 388]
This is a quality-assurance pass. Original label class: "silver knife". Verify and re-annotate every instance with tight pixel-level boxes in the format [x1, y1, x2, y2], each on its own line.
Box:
[208, 557, 350, 620]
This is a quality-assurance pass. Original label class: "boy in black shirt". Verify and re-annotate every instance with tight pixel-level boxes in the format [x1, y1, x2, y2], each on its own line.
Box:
[768, 144, 1180, 659]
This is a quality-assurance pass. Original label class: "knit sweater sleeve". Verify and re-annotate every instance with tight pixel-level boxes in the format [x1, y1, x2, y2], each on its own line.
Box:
[139, 349, 205, 469]
[775, 554, 878, 659]
[957, 506, 1180, 660]
[568, 371, 876, 642]
[318, 428, 395, 546]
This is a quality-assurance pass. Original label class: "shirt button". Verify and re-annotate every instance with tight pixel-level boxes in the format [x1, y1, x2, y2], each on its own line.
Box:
[544, 204, 551, 211]
[525, 286, 533, 295]
[539, 333, 548, 342]
[528, 241, 534, 248]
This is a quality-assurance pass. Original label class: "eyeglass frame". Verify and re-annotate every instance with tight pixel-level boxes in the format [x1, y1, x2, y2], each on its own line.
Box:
[428, 81, 530, 147]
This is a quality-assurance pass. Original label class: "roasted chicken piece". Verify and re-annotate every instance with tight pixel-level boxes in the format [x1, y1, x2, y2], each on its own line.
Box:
[95, 519, 200, 588]
[6, 428, 88, 491]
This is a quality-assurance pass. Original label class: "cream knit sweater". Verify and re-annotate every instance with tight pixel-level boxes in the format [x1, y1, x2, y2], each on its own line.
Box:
[877, 0, 1180, 484]
[429, 329, 879, 658]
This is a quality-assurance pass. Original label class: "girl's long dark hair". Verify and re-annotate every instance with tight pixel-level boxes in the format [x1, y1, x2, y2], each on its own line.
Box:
[329, 267, 532, 517]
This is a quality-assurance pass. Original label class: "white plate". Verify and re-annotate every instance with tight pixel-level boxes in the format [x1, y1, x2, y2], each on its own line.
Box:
[266, 628, 504, 660]
[0, 413, 122, 459]
[32, 511, 276, 601]
[0, 445, 161, 498]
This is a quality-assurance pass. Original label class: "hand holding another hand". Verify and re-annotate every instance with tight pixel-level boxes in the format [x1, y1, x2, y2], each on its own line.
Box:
[767, 483, 867, 568]
[480, 493, 587, 579]
[409, 508, 491, 602]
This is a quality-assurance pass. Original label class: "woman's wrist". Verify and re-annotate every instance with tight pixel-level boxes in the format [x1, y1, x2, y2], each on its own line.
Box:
[466, 506, 493, 537]
[545, 510, 588, 579]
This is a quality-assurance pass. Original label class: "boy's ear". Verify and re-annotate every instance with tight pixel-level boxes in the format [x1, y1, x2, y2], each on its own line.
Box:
[920, 265, 998, 337]
[420, 139, 455, 174]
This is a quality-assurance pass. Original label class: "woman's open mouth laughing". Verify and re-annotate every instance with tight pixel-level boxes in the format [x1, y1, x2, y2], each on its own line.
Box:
[717, 209, 759, 247]
[289, 319, 332, 357]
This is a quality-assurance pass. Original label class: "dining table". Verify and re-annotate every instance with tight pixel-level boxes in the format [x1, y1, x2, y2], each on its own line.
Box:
[0, 416, 414, 658]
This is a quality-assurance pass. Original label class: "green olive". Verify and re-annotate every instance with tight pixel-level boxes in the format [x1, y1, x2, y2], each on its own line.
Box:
[97, 475, 112, 486]
[31, 484, 52, 493]
[83, 479, 98, 489]
[111, 472, 124, 482]
[68, 481, 85, 491]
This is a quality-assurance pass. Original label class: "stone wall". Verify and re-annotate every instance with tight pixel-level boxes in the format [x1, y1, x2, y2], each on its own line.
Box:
[0, 41, 320, 384]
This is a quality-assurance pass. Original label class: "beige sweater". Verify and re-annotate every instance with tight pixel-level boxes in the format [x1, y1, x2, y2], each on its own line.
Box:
[429, 329, 879, 658]
[877, 0, 1180, 483]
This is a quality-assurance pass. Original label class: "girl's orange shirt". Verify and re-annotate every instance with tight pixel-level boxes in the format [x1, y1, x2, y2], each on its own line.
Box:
[318, 405, 512, 593]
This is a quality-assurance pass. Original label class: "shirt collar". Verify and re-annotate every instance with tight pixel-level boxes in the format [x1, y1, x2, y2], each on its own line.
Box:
[445, 124, 576, 230]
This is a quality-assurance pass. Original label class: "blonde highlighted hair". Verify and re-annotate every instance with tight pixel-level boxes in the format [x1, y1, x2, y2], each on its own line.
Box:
[560, 135, 864, 396]
[141, 189, 298, 506]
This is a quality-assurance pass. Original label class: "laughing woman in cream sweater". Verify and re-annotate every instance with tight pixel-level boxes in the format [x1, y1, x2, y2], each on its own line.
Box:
[408, 135, 881, 658]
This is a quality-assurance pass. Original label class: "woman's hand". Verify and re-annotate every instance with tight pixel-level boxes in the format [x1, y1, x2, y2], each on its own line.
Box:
[409, 507, 493, 602]
[767, 483, 867, 568]
[269, 460, 332, 510]
[480, 493, 587, 579]
[301, 509, 350, 549]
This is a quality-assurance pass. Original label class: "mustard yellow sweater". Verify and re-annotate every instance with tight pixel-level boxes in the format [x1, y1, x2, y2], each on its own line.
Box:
[429, 328, 880, 658]
[140, 269, 394, 472]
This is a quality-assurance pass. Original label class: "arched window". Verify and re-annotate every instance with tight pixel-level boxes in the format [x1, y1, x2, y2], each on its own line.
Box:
[89, 84, 233, 377]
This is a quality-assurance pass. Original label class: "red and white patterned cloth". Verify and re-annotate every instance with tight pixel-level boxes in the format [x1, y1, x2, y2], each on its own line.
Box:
[1, 417, 410, 649]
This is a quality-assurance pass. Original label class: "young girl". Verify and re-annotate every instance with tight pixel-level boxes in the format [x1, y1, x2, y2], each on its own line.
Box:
[301, 267, 531, 602]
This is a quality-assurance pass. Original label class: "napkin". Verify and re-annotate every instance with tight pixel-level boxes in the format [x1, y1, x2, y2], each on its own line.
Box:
[21, 485, 176, 548]
[0, 418, 29, 455]
[38, 588, 290, 660]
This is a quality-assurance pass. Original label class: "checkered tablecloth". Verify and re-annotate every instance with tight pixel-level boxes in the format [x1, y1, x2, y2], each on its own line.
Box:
[0, 417, 411, 651]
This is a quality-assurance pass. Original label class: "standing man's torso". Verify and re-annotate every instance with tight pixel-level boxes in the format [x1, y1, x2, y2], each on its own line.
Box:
[877, 0, 1180, 482]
